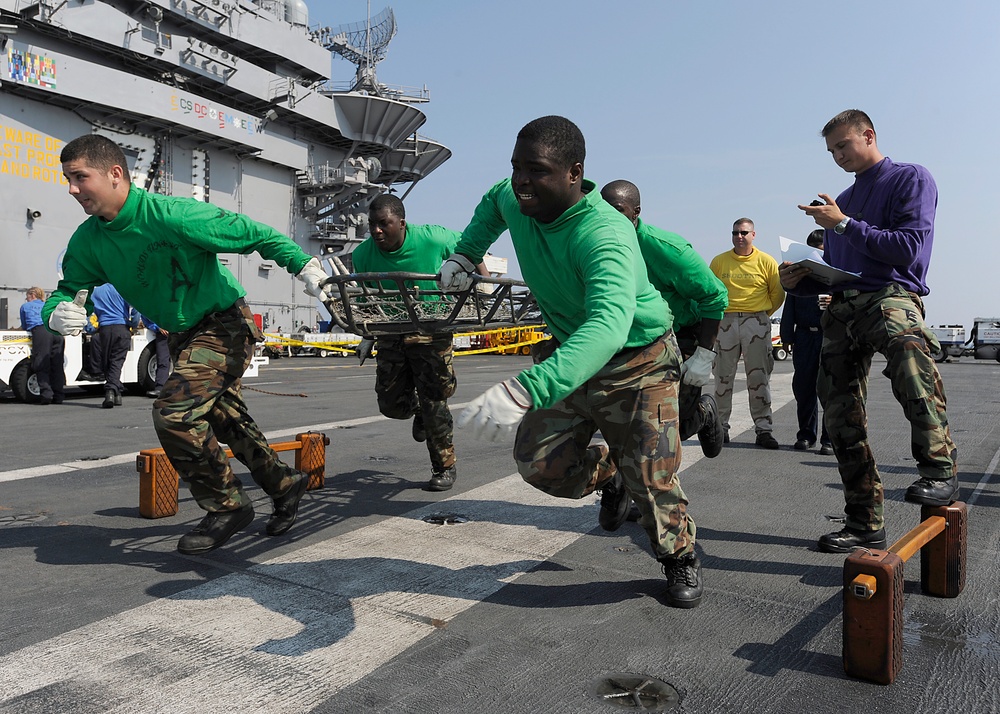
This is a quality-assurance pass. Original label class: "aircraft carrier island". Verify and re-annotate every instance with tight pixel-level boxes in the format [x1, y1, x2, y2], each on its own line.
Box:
[0, 0, 449, 333]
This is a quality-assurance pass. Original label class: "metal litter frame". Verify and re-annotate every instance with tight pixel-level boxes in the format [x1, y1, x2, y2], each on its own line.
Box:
[319, 272, 542, 337]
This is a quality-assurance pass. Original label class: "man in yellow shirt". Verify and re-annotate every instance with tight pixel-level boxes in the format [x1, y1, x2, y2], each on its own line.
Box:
[709, 218, 785, 449]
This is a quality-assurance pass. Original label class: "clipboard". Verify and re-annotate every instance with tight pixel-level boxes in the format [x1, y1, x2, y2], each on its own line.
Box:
[779, 236, 860, 286]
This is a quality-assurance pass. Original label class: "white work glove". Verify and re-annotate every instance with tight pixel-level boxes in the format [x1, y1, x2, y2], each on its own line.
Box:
[357, 337, 375, 366]
[680, 346, 716, 387]
[437, 254, 476, 292]
[48, 289, 89, 336]
[457, 378, 532, 441]
[296, 257, 330, 299]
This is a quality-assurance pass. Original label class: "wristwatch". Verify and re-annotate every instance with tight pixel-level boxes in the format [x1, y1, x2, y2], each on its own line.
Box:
[833, 217, 851, 234]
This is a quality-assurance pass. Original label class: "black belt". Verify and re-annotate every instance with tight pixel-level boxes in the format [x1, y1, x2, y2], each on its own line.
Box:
[832, 286, 924, 303]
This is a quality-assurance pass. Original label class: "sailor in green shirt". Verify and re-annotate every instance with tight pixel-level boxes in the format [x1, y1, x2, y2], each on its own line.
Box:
[437, 116, 703, 609]
[45, 135, 331, 555]
[351, 194, 468, 492]
[600, 180, 728, 459]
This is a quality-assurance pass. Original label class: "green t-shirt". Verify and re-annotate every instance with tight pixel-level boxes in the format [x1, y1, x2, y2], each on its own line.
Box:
[351, 223, 461, 293]
[43, 184, 311, 332]
[635, 219, 728, 329]
[455, 178, 671, 409]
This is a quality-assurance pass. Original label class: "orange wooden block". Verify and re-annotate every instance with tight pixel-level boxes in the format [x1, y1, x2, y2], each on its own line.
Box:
[843, 501, 968, 684]
[136, 432, 329, 519]
[919, 502, 967, 598]
[843, 548, 904, 685]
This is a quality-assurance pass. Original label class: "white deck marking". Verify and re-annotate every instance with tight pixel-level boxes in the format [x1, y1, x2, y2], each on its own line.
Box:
[0, 376, 795, 711]
[0, 476, 611, 712]
[0, 373, 795, 484]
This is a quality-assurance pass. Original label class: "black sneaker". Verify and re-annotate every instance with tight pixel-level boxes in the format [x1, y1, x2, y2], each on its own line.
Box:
[177, 504, 255, 555]
[428, 466, 456, 492]
[819, 443, 834, 456]
[598, 472, 630, 532]
[793, 439, 812, 451]
[696, 395, 725, 458]
[817, 526, 887, 553]
[755, 432, 779, 450]
[266, 474, 309, 536]
[660, 552, 703, 608]
[904, 476, 960, 507]
[412, 412, 427, 443]
[102, 388, 115, 409]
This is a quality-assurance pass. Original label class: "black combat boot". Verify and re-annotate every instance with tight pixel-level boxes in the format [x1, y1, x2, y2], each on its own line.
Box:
[427, 466, 456, 492]
[660, 552, 704, 608]
[817, 526, 887, 553]
[266, 474, 309, 536]
[177, 504, 255, 555]
[412, 412, 427, 443]
[904, 476, 960, 507]
[598, 472, 630, 532]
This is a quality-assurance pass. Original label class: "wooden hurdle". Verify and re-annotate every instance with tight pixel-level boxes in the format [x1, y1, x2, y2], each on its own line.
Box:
[842, 502, 967, 684]
[135, 432, 330, 519]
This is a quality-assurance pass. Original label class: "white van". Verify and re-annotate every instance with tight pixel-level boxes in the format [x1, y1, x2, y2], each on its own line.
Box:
[0, 329, 266, 402]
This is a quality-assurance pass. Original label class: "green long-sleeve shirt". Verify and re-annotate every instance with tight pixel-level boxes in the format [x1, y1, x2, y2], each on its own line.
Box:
[455, 178, 671, 409]
[43, 184, 311, 332]
[635, 219, 728, 329]
[351, 223, 460, 290]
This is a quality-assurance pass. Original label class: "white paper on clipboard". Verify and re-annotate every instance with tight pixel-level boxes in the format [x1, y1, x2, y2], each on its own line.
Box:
[778, 236, 860, 286]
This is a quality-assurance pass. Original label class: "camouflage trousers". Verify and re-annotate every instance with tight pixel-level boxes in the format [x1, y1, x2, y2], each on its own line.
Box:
[713, 311, 774, 435]
[153, 299, 298, 512]
[375, 333, 457, 473]
[515, 332, 696, 560]
[674, 324, 712, 440]
[819, 283, 957, 531]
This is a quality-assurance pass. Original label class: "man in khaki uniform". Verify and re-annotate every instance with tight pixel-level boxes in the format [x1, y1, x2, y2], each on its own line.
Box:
[709, 218, 785, 449]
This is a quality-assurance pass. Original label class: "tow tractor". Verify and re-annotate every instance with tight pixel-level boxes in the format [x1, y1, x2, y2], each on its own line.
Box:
[968, 318, 1000, 362]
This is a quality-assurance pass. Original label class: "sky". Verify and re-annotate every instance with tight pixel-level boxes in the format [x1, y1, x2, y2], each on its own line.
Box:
[313, 0, 999, 334]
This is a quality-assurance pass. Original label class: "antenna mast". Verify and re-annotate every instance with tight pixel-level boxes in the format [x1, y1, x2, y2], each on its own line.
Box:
[319, 4, 397, 95]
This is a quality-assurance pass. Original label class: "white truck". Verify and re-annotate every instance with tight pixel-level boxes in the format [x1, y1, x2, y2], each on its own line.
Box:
[0, 329, 266, 402]
[929, 325, 967, 363]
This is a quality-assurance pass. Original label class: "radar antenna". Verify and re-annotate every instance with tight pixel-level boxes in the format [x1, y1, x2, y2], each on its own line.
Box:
[319, 3, 396, 95]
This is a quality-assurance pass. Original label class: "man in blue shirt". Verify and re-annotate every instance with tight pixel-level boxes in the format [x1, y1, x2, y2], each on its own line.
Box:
[91, 283, 138, 408]
[786, 109, 958, 554]
[19, 287, 66, 405]
[779, 230, 832, 455]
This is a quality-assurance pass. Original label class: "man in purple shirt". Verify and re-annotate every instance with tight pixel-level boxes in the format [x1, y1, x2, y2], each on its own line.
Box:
[782, 109, 958, 554]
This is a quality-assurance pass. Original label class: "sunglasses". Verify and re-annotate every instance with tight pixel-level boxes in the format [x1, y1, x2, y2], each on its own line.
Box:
[732, 230, 752, 236]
